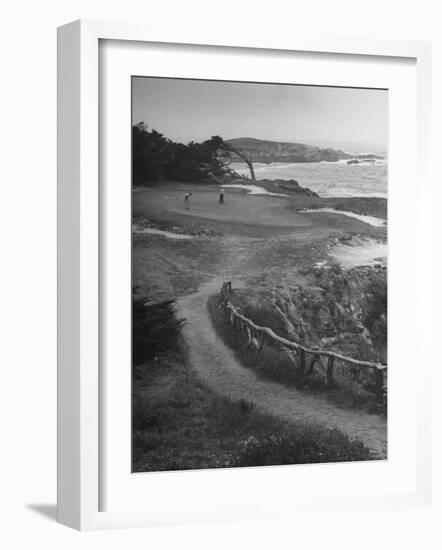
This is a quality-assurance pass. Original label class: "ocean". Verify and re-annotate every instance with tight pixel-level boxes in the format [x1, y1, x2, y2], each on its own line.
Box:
[230, 160, 387, 198]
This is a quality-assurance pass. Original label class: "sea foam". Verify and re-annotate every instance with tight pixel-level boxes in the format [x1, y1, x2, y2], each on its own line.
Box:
[230, 161, 387, 198]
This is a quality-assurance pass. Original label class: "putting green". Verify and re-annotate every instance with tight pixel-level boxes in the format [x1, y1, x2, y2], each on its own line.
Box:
[133, 184, 312, 228]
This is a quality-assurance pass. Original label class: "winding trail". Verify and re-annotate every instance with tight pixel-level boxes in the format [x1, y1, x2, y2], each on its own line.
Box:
[176, 277, 387, 458]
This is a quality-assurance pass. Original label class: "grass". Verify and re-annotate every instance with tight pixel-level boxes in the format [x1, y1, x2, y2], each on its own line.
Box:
[286, 195, 387, 219]
[131, 183, 386, 471]
[132, 182, 385, 239]
[133, 347, 374, 472]
[132, 232, 224, 300]
[132, 299, 375, 472]
[207, 293, 385, 415]
[232, 426, 372, 467]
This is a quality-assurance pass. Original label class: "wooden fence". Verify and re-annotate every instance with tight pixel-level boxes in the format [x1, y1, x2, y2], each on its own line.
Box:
[220, 281, 387, 403]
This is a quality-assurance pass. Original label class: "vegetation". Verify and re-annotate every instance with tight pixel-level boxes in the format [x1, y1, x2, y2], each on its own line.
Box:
[232, 426, 372, 467]
[220, 141, 256, 180]
[225, 137, 354, 164]
[133, 351, 374, 470]
[362, 277, 387, 358]
[132, 290, 184, 365]
[133, 123, 233, 184]
[132, 122, 262, 184]
[287, 195, 388, 220]
[207, 294, 385, 415]
[132, 291, 375, 472]
[132, 231, 225, 300]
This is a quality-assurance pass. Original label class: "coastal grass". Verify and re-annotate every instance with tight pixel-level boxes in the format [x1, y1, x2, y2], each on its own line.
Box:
[132, 300, 374, 472]
[132, 232, 224, 300]
[133, 348, 374, 471]
[131, 181, 386, 471]
[207, 294, 384, 415]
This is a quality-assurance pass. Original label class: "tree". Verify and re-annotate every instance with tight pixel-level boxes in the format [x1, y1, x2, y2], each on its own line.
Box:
[132, 125, 234, 184]
[218, 142, 256, 181]
[132, 123, 172, 182]
[132, 290, 184, 366]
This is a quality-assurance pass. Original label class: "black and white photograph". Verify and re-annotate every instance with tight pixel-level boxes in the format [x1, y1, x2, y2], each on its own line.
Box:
[131, 76, 388, 473]
[4, 0, 439, 542]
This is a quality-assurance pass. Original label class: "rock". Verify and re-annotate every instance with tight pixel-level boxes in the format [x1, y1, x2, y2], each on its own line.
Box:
[254, 264, 386, 363]
[257, 178, 319, 197]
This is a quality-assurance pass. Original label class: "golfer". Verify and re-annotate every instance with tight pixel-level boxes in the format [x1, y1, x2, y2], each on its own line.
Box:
[219, 185, 225, 205]
[184, 192, 192, 210]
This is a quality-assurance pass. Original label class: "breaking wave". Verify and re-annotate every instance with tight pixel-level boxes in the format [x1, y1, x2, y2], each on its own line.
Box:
[230, 161, 387, 198]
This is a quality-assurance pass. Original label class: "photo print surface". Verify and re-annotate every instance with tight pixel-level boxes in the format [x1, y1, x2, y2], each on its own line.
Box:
[131, 76, 387, 473]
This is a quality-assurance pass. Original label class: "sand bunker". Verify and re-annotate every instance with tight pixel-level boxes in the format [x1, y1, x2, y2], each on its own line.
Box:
[330, 238, 387, 268]
[302, 208, 386, 227]
[132, 227, 194, 239]
[223, 184, 288, 197]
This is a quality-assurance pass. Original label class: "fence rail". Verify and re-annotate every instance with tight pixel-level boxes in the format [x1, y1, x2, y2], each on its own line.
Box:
[219, 281, 387, 402]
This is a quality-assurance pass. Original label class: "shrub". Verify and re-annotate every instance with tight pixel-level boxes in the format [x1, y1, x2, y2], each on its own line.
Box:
[132, 290, 184, 366]
[231, 426, 373, 467]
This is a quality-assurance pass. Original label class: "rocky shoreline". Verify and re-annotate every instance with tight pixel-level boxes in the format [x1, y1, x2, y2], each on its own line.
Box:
[221, 176, 387, 220]
[246, 178, 319, 197]
[233, 260, 387, 368]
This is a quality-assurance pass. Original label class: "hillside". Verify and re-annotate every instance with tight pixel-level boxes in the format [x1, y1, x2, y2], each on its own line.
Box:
[227, 137, 353, 163]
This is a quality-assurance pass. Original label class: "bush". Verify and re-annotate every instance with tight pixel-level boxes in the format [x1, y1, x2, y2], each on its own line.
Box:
[231, 426, 373, 467]
[132, 291, 184, 366]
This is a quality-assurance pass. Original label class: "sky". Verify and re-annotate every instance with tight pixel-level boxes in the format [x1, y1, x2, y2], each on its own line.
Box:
[132, 77, 388, 153]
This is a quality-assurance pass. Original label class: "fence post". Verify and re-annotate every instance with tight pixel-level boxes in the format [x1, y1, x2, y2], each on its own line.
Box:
[326, 357, 335, 388]
[307, 356, 318, 376]
[219, 281, 387, 397]
[299, 349, 306, 383]
[374, 368, 384, 403]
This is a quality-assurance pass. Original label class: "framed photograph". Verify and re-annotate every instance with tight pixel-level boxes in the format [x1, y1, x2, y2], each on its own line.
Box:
[57, 20, 432, 530]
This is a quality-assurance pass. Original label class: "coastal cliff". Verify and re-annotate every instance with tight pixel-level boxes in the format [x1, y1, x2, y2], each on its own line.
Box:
[227, 137, 384, 164]
[233, 264, 387, 366]
[227, 137, 352, 163]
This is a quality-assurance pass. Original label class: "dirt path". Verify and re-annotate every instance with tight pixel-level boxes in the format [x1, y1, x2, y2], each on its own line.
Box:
[176, 277, 387, 458]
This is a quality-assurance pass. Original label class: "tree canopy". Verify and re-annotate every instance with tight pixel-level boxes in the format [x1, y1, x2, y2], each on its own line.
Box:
[132, 123, 236, 184]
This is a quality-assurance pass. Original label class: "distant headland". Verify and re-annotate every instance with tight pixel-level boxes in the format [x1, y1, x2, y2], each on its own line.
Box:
[226, 137, 384, 164]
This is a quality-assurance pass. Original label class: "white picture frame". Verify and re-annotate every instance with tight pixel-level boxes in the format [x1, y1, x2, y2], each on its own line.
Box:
[57, 19, 432, 531]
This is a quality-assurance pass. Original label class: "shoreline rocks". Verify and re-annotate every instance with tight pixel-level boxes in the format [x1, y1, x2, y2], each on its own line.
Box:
[227, 177, 319, 197]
